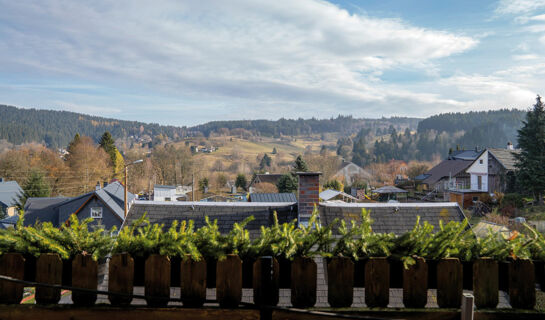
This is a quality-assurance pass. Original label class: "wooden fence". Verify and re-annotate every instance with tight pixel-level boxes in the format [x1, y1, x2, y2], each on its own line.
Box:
[0, 253, 541, 310]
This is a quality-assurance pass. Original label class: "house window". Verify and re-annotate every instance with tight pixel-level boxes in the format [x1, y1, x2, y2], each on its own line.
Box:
[472, 196, 479, 202]
[479, 159, 483, 164]
[477, 175, 482, 190]
[90, 207, 103, 219]
[165, 197, 171, 201]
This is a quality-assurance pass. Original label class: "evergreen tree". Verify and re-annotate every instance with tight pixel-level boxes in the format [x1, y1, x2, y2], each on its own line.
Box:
[515, 95, 545, 204]
[99, 131, 125, 177]
[293, 155, 309, 172]
[259, 154, 272, 170]
[66, 133, 81, 156]
[323, 179, 343, 191]
[272, 147, 277, 154]
[352, 136, 369, 167]
[276, 173, 298, 193]
[17, 170, 51, 210]
[235, 174, 248, 191]
[199, 177, 209, 193]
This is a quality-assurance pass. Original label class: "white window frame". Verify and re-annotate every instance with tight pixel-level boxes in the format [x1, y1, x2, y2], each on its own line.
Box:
[90, 207, 103, 219]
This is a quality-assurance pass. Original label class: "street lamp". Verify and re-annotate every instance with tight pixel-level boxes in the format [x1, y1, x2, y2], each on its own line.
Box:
[124, 159, 143, 218]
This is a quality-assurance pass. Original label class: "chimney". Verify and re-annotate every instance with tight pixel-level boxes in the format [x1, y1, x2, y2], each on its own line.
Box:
[95, 181, 101, 190]
[507, 141, 514, 150]
[296, 172, 321, 226]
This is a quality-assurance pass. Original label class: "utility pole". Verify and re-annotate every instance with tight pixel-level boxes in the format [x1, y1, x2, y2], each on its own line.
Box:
[124, 159, 143, 218]
[192, 172, 195, 201]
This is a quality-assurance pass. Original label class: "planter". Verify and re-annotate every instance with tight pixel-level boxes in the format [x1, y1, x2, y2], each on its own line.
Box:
[71, 254, 98, 306]
[462, 260, 473, 290]
[436, 258, 462, 308]
[291, 256, 317, 308]
[180, 256, 207, 307]
[23, 254, 36, 282]
[0, 253, 25, 304]
[277, 257, 291, 289]
[365, 257, 389, 308]
[388, 258, 403, 288]
[426, 259, 438, 289]
[133, 256, 146, 286]
[473, 257, 499, 309]
[253, 256, 279, 307]
[108, 253, 134, 306]
[509, 259, 535, 309]
[35, 253, 63, 305]
[242, 257, 255, 289]
[402, 257, 427, 308]
[206, 258, 217, 288]
[170, 256, 181, 288]
[216, 254, 242, 308]
[353, 259, 366, 288]
[144, 254, 171, 307]
[327, 256, 354, 308]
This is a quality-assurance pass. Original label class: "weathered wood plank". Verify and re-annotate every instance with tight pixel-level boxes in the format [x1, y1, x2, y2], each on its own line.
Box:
[0, 253, 25, 304]
[216, 254, 242, 308]
[253, 256, 279, 307]
[473, 258, 498, 309]
[144, 254, 171, 307]
[35, 253, 63, 305]
[108, 253, 134, 306]
[508, 259, 535, 309]
[180, 257, 207, 307]
[71, 254, 98, 306]
[437, 258, 463, 308]
[327, 257, 354, 308]
[403, 257, 428, 308]
[365, 257, 389, 308]
[290, 256, 317, 308]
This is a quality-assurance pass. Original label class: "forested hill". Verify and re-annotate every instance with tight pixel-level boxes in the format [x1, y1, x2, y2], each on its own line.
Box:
[190, 116, 421, 137]
[0, 104, 186, 148]
[417, 109, 526, 148]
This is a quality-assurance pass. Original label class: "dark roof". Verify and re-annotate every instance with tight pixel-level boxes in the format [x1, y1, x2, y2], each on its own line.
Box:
[372, 186, 408, 194]
[488, 148, 519, 171]
[320, 202, 467, 235]
[421, 159, 474, 186]
[0, 180, 23, 207]
[23, 197, 69, 225]
[414, 173, 430, 181]
[124, 201, 297, 239]
[154, 185, 176, 189]
[448, 150, 482, 161]
[250, 174, 284, 186]
[249, 193, 297, 203]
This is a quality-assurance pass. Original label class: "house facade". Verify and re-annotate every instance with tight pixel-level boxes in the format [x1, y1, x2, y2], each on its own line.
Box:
[335, 161, 372, 185]
[153, 185, 177, 201]
[464, 148, 518, 193]
[0, 178, 22, 217]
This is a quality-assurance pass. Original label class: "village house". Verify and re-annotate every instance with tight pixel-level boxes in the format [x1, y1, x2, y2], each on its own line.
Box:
[23, 181, 134, 230]
[334, 161, 372, 185]
[248, 173, 284, 193]
[0, 178, 22, 218]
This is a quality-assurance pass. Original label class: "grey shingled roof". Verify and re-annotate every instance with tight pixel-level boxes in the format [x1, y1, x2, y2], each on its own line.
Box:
[488, 148, 519, 171]
[421, 159, 473, 186]
[250, 174, 284, 186]
[23, 197, 69, 225]
[249, 193, 297, 203]
[124, 201, 297, 239]
[0, 180, 23, 208]
[372, 186, 408, 194]
[319, 202, 467, 235]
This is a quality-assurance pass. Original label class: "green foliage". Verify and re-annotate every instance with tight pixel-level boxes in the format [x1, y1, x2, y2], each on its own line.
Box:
[293, 155, 308, 172]
[259, 154, 272, 170]
[199, 177, 209, 193]
[501, 193, 524, 209]
[17, 170, 51, 210]
[323, 179, 343, 191]
[235, 174, 248, 191]
[276, 173, 297, 193]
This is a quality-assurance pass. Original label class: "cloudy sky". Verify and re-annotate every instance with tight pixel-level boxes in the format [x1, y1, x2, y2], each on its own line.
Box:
[1, 0, 544, 126]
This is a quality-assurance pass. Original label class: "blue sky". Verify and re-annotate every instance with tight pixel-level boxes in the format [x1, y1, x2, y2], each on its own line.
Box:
[1, 0, 544, 126]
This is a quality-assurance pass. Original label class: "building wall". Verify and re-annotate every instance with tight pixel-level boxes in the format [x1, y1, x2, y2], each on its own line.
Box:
[77, 197, 123, 230]
[467, 151, 488, 192]
[154, 188, 177, 201]
[487, 154, 509, 193]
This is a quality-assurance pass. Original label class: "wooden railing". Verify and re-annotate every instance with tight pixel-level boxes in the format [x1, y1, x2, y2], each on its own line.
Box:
[0, 253, 540, 310]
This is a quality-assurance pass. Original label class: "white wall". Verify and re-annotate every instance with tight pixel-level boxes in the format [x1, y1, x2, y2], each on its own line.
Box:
[154, 188, 177, 201]
[470, 174, 488, 191]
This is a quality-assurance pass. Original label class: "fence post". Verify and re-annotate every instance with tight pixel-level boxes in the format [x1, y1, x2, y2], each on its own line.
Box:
[437, 258, 463, 308]
[461, 293, 474, 320]
[217, 254, 242, 308]
[0, 253, 25, 304]
[71, 254, 97, 306]
[509, 259, 535, 309]
[180, 256, 207, 307]
[35, 253, 63, 305]
[403, 257, 428, 308]
[145, 254, 171, 307]
[108, 253, 134, 306]
[365, 257, 389, 308]
[473, 257, 498, 309]
[291, 256, 317, 308]
[254, 256, 279, 320]
[327, 256, 354, 308]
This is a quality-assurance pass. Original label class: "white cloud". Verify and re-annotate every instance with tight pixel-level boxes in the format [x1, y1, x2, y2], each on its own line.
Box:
[496, 0, 545, 15]
[0, 0, 479, 121]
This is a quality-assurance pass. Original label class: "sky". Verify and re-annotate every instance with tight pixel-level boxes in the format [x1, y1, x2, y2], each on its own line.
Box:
[1, 0, 545, 126]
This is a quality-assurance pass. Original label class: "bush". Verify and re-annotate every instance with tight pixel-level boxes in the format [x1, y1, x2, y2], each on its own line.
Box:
[501, 193, 524, 209]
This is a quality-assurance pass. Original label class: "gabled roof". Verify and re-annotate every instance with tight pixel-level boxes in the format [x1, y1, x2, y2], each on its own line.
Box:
[372, 186, 408, 194]
[448, 150, 482, 161]
[23, 197, 69, 225]
[319, 189, 358, 201]
[249, 193, 297, 203]
[0, 180, 23, 207]
[488, 148, 519, 171]
[250, 173, 284, 186]
[320, 202, 467, 235]
[421, 159, 474, 186]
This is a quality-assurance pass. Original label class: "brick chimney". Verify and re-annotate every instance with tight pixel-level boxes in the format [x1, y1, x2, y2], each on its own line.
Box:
[296, 172, 321, 225]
